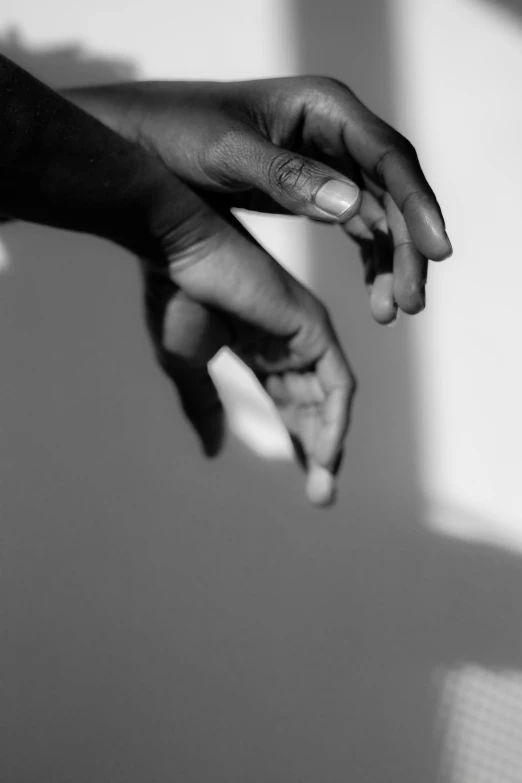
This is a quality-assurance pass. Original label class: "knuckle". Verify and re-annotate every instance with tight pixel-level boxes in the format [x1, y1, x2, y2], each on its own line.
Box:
[402, 188, 430, 215]
[375, 133, 417, 182]
[375, 145, 395, 182]
[268, 151, 312, 197]
[200, 126, 245, 181]
[300, 74, 346, 94]
[298, 75, 351, 120]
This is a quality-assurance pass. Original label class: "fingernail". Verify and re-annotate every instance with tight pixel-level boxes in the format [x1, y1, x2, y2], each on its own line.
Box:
[315, 180, 360, 218]
[307, 463, 336, 507]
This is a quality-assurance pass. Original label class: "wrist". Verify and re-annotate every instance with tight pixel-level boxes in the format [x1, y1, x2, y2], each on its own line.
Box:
[61, 85, 195, 264]
[97, 147, 174, 261]
[62, 85, 144, 143]
[0, 55, 169, 257]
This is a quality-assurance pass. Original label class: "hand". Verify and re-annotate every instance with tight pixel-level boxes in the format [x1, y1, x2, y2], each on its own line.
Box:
[141, 188, 356, 507]
[0, 55, 356, 507]
[0, 74, 355, 506]
[66, 76, 452, 325]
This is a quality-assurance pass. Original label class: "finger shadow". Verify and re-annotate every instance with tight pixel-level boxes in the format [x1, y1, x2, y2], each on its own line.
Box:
[0, 25, 136, 87]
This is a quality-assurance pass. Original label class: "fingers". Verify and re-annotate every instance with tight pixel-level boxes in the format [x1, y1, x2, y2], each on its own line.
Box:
[375, 145, 452, 262]
[369, 233, 396, 325]
[216, 130, 362, 223]
[384, 193, 427, 314]
[161, 287, 231, 361]
[337, 90, 452, 261]
[344, 188, 428, 323]
[314, 342, 356, 474]
[264, 336, 356, 508]
[162, 296, 229, 456]
[361, 191, 396, 325]
[303, 345, 355, 507]
[166, 210, 315, 342]
[164, 201, 356, 504]
[267, 370, 338, 507]
[344, 191, 397, 324]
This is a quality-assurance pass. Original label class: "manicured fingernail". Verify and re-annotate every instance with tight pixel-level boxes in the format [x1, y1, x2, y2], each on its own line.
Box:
[315, 180, 360, 218]
[307, 463, 336, 507]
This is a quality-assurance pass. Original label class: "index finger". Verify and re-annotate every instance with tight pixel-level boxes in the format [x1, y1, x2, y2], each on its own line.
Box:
[314, 342, 357, 473]
[338, 90, 452, 261]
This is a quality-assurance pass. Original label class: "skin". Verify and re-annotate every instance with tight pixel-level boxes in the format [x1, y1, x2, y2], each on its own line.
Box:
[142, 200, 357, 506]
[0, 57, 356, 506]
[65, 76, 453, 325]
[0, 54, 171, 258]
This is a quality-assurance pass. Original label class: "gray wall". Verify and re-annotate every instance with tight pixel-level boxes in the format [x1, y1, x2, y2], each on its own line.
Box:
[2, 3, 522, 781]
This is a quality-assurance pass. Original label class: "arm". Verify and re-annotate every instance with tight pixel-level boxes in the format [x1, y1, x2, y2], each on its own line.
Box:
[0, 58, 355, 505]
[0, 55, 173, 258]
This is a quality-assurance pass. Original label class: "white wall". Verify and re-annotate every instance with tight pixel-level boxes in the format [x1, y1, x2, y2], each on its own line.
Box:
[1, 0, 298, 79]
[1, 2, 521, 782]
[392, 2, 522, 780]
[394, 0, 522, 550]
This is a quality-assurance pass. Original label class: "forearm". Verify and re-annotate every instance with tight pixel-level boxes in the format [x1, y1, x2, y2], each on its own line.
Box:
[0, 56, 171, 256]
[61, 83, 143, 139]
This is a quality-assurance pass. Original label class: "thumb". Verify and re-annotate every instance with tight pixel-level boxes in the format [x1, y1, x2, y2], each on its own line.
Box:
[230, 132, 361, 222]
[162, 296, 229, 457]
[165, 359, 226, 458]
[146, 280, 230, 457]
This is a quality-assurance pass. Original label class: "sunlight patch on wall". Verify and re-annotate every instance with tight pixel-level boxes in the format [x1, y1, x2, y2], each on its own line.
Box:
[438, 666, 522, 783]
[210, 348, 293, 460]
[426, 499, 522, 556]
[391, 0, 522, 538]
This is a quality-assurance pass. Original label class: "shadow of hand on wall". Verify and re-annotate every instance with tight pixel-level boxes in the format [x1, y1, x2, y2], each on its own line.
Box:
[0, 26, 136, 87]
[1, 26, 522, 783]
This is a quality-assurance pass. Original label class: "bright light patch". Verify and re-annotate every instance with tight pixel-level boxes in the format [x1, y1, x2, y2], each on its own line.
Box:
[0, 238, 10, 272]
[209, 348, 293, 460]
[426, 498, 522, 556]
[438, 666, 522, 783]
